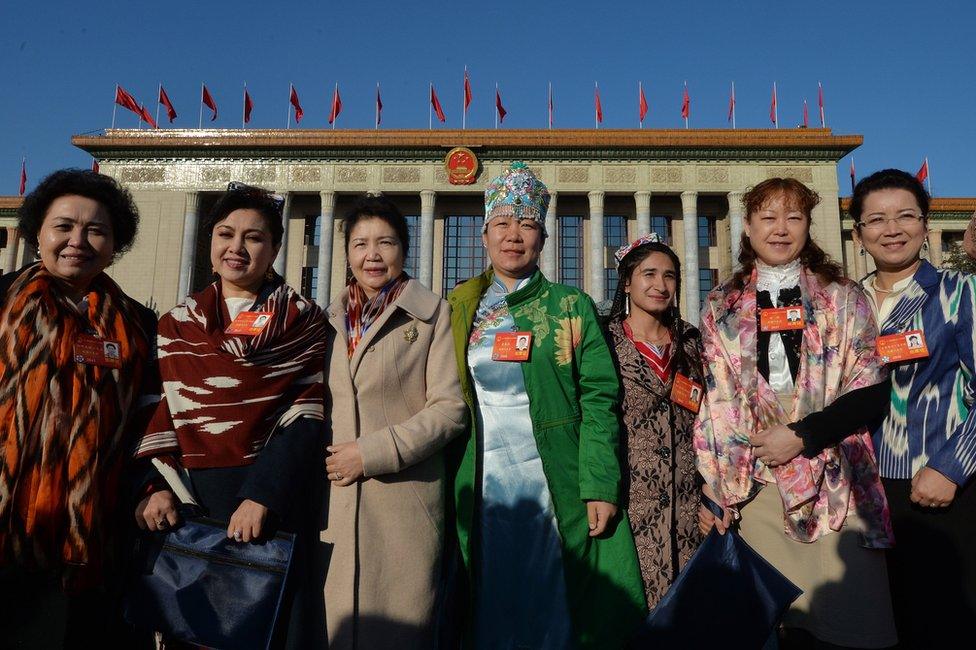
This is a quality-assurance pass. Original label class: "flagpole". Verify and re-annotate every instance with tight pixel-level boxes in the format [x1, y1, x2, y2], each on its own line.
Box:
[494, 83, 499, 130]
[112, 86, 118, 129]
[375, 82, 380, 130]
[287, 83, 292, 129]
[774, 82, 779, 129]
[684, 81, 689, 129]
[819, 82, 826, 127]
[332, 82, 338, 131]
[198, 83, 204, 129]
[462, 66, 467, 130]
[594, 82, 598, 130]
[548, 82, 552, 130]
[429, 83, 433, 130]
[155, 83, 161, 129]
[731, 81, 736, 130]
[242, 83, 246, 129]
[927, 158, 932, 195]
[638, 82, 643, 129]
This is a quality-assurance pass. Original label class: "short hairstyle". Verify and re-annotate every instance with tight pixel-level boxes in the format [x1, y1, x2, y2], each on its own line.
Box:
[849, 168, 930, 223]
[342, 195, 410, 257]
[203, 184, 284, 246]
[17, 168, 140, 256]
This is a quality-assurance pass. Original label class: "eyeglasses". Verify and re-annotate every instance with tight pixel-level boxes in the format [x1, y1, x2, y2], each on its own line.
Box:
[856, 211, 925, 231]
[226, 181, 285, 212]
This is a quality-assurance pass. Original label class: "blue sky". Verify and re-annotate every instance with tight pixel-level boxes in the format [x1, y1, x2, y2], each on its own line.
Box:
[2, 0, 972, 196]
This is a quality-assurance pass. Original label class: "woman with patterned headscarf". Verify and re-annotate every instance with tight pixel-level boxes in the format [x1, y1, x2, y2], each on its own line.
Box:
[448, 162, 646, 649]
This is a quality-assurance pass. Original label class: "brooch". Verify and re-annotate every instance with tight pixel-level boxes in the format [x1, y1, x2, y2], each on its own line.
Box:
[404, 324, 418, 343]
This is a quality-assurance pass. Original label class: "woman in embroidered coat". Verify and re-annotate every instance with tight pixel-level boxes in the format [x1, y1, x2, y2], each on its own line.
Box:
[695, 178, 898, 648]
[448, 162, 646, 649]
[852, 169, 976, 647]
[319, 196, 467, 650]
[605, 234, 704, 610]
[0, 170, 155, 645]
[134, 184, 326, 647]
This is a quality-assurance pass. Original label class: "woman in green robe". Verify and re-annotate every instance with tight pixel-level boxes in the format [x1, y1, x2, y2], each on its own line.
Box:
[447, 162, 646, 649]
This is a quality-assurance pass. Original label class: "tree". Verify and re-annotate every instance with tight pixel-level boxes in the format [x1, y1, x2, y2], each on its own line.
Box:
[941, 241, 976, 274]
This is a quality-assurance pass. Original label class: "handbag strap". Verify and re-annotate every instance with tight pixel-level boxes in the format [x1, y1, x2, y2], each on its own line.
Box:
[701, 493, 726, 520]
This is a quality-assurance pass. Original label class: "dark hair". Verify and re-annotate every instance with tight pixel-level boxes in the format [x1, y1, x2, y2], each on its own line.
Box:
[204, 184, 284, 246]
[342, 195, 410, 258]
[17, 168, 140, 256]
[849, 168, 930, 223]
[731, 177, 843, 289]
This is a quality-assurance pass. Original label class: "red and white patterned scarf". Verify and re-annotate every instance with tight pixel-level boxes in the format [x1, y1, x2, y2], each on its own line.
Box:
[345, 274, 408, 357]
[623, 320, 673, 383]
[135, 278, 326, 468]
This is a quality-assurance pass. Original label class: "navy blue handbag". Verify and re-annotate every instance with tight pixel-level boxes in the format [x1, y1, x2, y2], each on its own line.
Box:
[124, 511, 295, 650]
[631, 495, 802, 649]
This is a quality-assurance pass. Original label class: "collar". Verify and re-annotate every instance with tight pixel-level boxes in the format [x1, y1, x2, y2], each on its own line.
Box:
[755, 258, 802, 294]
[327, 278, 439, 323]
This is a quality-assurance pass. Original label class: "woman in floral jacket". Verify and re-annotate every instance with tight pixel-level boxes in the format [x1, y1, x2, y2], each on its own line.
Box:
[447, 162, 646, 649]
[695, 178, 898, 648]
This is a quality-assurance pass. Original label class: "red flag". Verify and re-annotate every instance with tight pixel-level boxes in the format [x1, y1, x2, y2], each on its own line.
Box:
[290, 85, 304, 123]
[430, 85, 446, 123]
[495, 88, 507, 123]
[159, 85, 177, 123]
[595, 85, 603, 124]
[328, 85, 342, 125]
[680, 84, 690, 120]
[376, 84, 383, 127]
[818, 82, 825, 127]
[92, 158, 100, 174]
[138, 104, 158, 129]
[638, 83, 648, 123]
[803, 100, 809, 128]
[916, 159, 929, 183]
[770, 83, 777, 126]
[464, 70, 473, 111]
[243, 88, 253, 124]
[114, 85, 141, 114]
[727, 83, 735, 123]
[850, 158, 856, 193]
[18, 160, 26, 196]
[202, 85, 218, 121]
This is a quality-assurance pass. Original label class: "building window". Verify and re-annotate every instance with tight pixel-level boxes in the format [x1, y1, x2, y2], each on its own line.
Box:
[698, 216, 716, 248]
[404, 215, 420, 279]
[442, 215, 486, 296]
[650, 216, 671, 245]
[301, 215, 321, 299]
[604, 215, 628, 298]
[558, 216, 584, 289]
[699, 268, 719, 306]
[301, 266, 319, 300]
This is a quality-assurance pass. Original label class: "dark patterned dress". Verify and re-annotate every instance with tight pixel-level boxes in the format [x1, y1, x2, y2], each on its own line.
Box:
[608, 318, 704, 609]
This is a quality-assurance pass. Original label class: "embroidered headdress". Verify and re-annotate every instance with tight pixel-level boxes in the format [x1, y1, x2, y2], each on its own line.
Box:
[483, 161, 550, 232]
[614, 232, 664, 266]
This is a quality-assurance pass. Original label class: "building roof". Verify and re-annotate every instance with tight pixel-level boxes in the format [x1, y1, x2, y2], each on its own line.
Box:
[840, 197, 976, 221]
[0, 196, 22, 219]
[73, 128, 862, 163]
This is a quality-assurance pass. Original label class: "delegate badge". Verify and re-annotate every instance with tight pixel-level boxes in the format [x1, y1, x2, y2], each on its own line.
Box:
[225, 311, 273, 336]
[877, 329, 929, 363]
[670, 373, 704, 413]
[760, 306, 805, 332]
[74, 334, 122, 369]
[492, 331, 532, 362]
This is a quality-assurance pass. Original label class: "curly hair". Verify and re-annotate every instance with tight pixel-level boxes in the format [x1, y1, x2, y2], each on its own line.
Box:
[203, 185, 284, 246]
[17, 169, 140, 256]
[731, 177, 843, 289]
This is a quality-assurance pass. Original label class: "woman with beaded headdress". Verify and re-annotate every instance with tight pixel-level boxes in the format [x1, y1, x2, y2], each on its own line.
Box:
[447, 162, 646, 648]
[605, 233, 704, 610]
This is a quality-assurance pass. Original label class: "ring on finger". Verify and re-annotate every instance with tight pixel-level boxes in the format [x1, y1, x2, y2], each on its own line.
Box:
[233, 530, 243, 541]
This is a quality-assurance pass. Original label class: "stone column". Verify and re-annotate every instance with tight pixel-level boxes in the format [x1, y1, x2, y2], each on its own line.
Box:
[419, 190, 436, 289]
[634, 191, 651, 237]
[681, 191, 700, 326]
[177, 192, 201, 303]
[273, 192, 292, 276]
[928, 229, 943, 267]
[541, 191, 558, 279]
[727, 191, 745, 269]
[588, 191, 606, 303]
[3, 228, 20, 274]
[316, 191, 336, 307]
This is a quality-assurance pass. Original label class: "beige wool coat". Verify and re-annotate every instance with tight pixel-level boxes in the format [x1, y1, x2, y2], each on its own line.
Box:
[320, 278, 467, 650]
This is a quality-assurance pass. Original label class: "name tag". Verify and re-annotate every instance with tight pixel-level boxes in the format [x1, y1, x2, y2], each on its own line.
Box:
[492, 331, 532, 362]
[760, 306, 805, 332]
[670, 373, 703, 413]
[877, 329, 929, 363]
[74, 334, 122, 369]
[225, 311, 273, 336]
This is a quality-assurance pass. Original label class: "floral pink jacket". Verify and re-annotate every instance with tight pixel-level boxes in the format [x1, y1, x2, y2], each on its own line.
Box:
[693, 268, 894, 548]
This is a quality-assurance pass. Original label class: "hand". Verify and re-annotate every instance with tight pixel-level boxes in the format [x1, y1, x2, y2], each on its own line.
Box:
[326, 442, 365, 487]
[227, 499, 270, 543]
[910, 467, 957, 508]
[750, 424, 804, 467]
[585, 500, 617, 537]
[698, 485, 732, 535]
[136, 490, 180, 532]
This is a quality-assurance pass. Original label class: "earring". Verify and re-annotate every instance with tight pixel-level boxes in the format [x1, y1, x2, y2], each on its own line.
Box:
[922, 240, 930, 252]
[265, 266, 276, 281]
[858, 247, 865, 257]
[625, 294, 630, 316]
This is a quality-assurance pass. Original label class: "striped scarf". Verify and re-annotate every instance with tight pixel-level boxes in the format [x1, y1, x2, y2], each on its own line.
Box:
[135, 278, 326, 468]
[0, 264, 150, 582]
[345, 274, 408, 357]
[623, 320, 673, 383]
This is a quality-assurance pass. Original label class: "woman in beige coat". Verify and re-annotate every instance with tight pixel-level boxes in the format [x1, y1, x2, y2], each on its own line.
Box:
[320, 195, 467, 649]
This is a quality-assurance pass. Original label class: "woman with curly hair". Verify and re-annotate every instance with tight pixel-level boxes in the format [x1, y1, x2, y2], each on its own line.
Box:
[0, 169, 156, 645]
